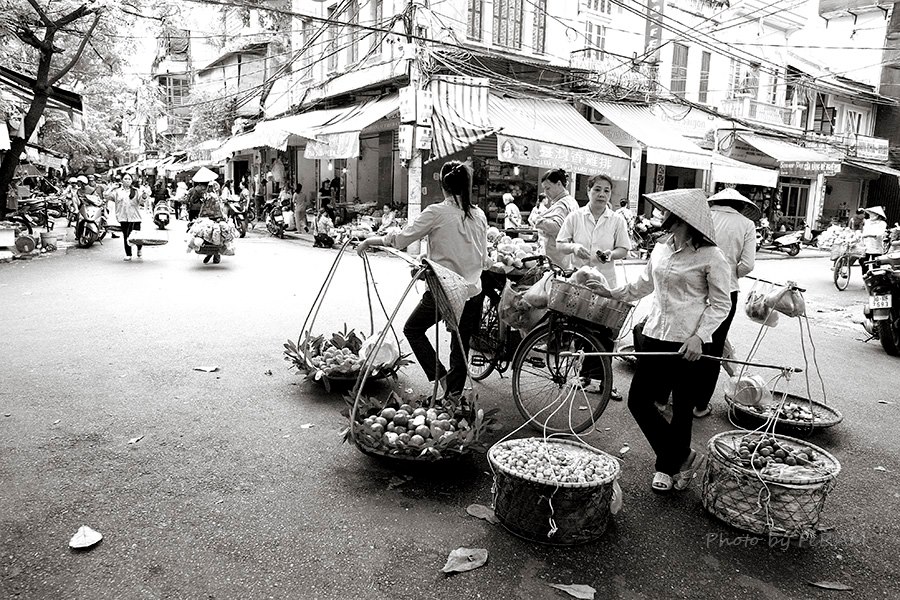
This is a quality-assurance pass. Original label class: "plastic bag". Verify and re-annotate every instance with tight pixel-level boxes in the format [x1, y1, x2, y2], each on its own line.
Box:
[522, 272, 553, 308]
[359, 333, 400, 368]
[724, 373, 773, 406]
[764, 284, 806, 318]
[744, 283, 779, 327]
[499, 282, 546, 332]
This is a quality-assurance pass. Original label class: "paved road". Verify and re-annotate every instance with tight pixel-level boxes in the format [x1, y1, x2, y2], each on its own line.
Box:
[1, 223, 897, 599]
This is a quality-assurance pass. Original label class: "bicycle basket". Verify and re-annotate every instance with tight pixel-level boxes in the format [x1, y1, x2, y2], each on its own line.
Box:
[547, 279, 633, 334]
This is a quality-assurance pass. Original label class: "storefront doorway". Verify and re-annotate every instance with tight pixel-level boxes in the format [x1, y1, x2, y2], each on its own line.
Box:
[778, 178, 810, 230]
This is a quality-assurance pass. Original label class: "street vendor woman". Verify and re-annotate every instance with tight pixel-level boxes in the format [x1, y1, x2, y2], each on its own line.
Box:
[356, 160, 488, 399]
[556, 174, 630, 287]
[594, 189, 731, 493]
[533, 169, 579, 268]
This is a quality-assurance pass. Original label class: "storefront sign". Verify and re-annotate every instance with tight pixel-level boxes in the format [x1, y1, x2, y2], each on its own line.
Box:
[398, 124, 414, 160]
[643, 0, 664, 64]
[852, 135, 889, 162]
[780, 161, 841, 178]
[303, 132, 359, 160]
[496, 134, 629, 180]
[415, 126, 432, 150]
[647, 147, 711, 171]
[399, 87, 434, 126]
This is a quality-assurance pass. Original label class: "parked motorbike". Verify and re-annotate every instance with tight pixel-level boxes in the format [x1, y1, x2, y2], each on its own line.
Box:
[264, 197, 289, 239]
[152, 200, 172, 230]
[756, 219, 802, 256]
[226, 199, 248, 238]
[862, 252, 900, 356]
[74, 194, 107, 248]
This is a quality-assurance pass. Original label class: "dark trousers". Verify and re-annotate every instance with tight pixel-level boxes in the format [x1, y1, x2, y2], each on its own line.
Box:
[188, 209, 200, 222]
[627, 336, 705, 475]
[172, 201, 182, 219]
[121, 221, 141, 257]
[404, 291, 481, 396]
[694, 290, 739, 410]
[861, 253, 880, 275]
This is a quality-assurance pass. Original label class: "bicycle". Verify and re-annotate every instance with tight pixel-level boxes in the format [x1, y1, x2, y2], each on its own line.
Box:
[831, 241, 861, 291]
[468, 268, 534, 381]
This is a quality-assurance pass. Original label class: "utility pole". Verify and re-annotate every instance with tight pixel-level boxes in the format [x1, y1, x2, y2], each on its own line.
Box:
[403, 0, 423, 254]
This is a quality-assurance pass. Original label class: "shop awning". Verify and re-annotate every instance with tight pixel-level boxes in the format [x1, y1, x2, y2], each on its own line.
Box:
[490, 95, 630, 179]
[304, 94, 399, 159]
[428, 75, 497, 161]
[710, 153, 779, 188]
[736, 133, 841, 177]
[584, 101, 710, 171]
[846, 160, 900, 182]
[213, 129, 280, 160]
[0, 125, 9, 151]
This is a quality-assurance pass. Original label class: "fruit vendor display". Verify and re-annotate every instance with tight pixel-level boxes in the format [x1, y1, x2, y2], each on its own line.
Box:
[284, 325, 404, 385]
[721, 433, 836, 479]
[487, 229, 539, 272]
[346, 393, 497, 460]
[186, 218, 236, 255]
[490, 438, 618, 485]
[748, 401, 815, 423]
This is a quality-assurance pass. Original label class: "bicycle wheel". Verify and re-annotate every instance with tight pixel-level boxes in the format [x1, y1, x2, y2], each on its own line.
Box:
[833, 255, 851, 291]
[511, 323, 612, 434]
[468, 296, 501, 381]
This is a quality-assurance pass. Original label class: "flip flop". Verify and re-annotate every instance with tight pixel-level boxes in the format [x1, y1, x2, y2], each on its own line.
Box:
[651, 472, 672, 492]
[673, 450, 705, 491]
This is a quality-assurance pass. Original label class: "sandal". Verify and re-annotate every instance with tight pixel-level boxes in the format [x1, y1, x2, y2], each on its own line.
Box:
[651, 472, 673, 492]
[673, 449, 705, 491]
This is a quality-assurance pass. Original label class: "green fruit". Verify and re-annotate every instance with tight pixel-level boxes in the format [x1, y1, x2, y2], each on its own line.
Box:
[374, 416, 388, 427]
[381, 407, 397, 421]
[392, 414, 409, 427]
[760, 447, 771, 457]
[415, 424, 431, 438]
[409, 434, 425, 447]
[412, 408, 427, 417]
[369, 423, 384, 436]
[399, 404, 413, 413]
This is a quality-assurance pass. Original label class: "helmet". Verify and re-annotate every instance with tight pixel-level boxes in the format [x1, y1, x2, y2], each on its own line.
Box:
[67, 177, 77, 184]
[76, 175, 89, 184]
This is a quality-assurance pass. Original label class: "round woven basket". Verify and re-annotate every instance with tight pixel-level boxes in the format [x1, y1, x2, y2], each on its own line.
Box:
[701, 431, 841, 538]
[547, 279, 633, 334]
[488, 438, 619, 545]
[725, 393, 843, 435]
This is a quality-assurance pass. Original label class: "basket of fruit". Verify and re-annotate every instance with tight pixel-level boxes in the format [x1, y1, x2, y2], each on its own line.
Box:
[488, 437, 620, 545]
[725, 392, 843, 434]
[486, 227, 541, 275]
[345, 391, 498, 463]
[701, 431, 841, 538]
[548, 277, 633, 334]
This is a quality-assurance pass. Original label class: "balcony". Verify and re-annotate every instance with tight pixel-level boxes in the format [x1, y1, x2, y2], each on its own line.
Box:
[719, 95, 804, 129]
[569, 50, 652, 90]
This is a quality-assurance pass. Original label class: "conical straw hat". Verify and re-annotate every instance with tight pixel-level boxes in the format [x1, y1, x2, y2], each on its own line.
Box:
[707, 187, 762, 221]
[863, 206, 886, 220]
[643, 188, 717, 245]
[192, 167, 219, 183]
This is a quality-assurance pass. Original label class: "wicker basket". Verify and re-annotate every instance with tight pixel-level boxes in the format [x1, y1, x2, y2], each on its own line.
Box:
[701, 431, 841, 538]
[725, 393, 843, 435]
[488, 438, 619, 545]
[548, 279, 633, 333]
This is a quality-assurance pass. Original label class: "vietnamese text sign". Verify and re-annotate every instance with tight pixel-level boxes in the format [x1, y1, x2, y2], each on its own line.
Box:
[496, 134, 630, 180]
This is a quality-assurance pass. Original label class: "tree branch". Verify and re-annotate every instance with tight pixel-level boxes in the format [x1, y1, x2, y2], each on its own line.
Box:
[56, 4, 95, 29]
[24, 0, 52, 27]
[47, 12, 100, 86]
[13, 23, 48, 50]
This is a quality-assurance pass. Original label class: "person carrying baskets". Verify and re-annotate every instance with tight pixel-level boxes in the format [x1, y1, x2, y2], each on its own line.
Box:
[593, 189, 732, 493]
[356, 160, 488, 399]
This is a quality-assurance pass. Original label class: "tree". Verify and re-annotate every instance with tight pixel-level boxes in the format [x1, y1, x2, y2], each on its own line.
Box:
[0, 0, 153, 216]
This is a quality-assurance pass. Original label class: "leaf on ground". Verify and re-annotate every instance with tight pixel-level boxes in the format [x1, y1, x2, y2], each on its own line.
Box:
[466, 503, 499, 524]
[69, 525, 103, 549]
[808, 581, 853, 591]
[387, 475, 413, 490]
[193, 366, 219, 373]
[548, 583, 596, 599]
[300, 423, 315, 429]
[873, 466, 888, 472]
[619, 444, 630, 456]
[127, 435, 144, 445]
[53, 419, 60, 425]
[264, 369, 273, 376]
[441, 547, 488, 574]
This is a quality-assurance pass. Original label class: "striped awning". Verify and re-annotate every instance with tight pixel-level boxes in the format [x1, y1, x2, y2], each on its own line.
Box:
[428, 75, 496, 161]
[490, 95, 630, 179]
[304, 94, 399, 159]
[736, 133, 841, 177]
[584, 100, 711, 171]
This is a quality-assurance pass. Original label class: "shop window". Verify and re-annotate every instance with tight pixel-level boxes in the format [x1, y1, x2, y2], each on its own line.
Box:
[813, 96, 836, 134]
[670, 43, 689, 98]
[533, 0, 546, 54]
[698, 51, 710, 103]
[493, 0, 523, 49]
[468, 0, 484, 41]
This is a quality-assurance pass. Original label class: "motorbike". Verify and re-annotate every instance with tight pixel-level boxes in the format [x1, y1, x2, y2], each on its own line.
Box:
[862, 251, 900, 356]
[152, 200, 172, 230]
[74, 194, 108, 248]
[756, 219, 802, 256]
[226, 199, 248, 238]
[264, 196, 290, 239]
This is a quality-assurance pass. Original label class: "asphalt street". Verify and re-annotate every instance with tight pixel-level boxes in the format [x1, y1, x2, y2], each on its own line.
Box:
[1, 221, 898, 600]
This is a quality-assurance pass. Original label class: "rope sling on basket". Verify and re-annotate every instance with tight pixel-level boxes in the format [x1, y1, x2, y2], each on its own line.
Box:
[283, 239, 406, 393]
[344, 249, 498, 463]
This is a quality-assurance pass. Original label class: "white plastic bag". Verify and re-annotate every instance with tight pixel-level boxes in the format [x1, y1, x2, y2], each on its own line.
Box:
[523, 272, 553, 308]
[359, 332, 400, 368]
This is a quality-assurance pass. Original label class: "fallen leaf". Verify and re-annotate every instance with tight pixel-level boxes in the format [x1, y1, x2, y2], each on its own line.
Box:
[193, 366, 219, 373]
[808, 581, 853, 591]
[387, 475, 413, 490]
[52, 419, 60, 425]
[441, 547, 488, 574]
[619, 444, 630, 456]
[548, 583, 596, 599]
[300, 423, 315, 429]
[3, 413, 10, 417]
[282, 434, 290, 438]
[264, 370, 273, 376]
[69, 526, 102, 549]
[873, 466, 888, 472]
[877, 400, 894, 405]
[466, 503, 499, 524]
[578, 405, 589, 410]
[127, 435, 144, 445]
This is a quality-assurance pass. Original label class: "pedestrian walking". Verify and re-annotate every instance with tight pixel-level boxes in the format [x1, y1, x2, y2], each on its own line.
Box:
[355, 160, 488, 399]
[292, 183, 308, 233]
[861, 206, 888, 274]
[595, 188, 731, 493]
[106, 172, 145, 261]
[173, 180, 187, 219]
[692, 188, 759, 418]
[533, 169, 579, 268]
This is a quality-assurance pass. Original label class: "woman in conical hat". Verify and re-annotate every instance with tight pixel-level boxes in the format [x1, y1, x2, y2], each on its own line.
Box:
[595, 188, 732, 492]
[861, 206, 888, 274]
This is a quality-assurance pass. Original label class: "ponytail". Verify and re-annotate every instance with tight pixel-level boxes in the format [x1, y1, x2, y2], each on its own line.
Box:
[440, 160, 474, 219]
